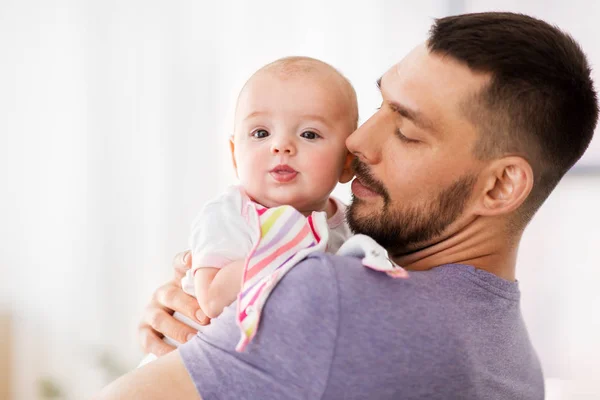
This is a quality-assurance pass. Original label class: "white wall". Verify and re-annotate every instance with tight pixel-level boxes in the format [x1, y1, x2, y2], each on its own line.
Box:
[0, 1, 599, 399]
[518, 173, 600, 384]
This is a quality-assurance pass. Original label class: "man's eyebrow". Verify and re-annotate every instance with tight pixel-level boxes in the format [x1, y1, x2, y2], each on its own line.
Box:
[376, 76, 434, 131]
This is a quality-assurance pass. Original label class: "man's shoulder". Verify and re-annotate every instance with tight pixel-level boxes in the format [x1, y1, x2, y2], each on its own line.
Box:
[285, 252, 363, 277]
[286, 252, 431, 288]
[266, 253, 347, 314]
[280, 252, 385, 290]
[279, 254, 518, 343]
[283, 256, 543, 400]
[278, 252, 423, 308]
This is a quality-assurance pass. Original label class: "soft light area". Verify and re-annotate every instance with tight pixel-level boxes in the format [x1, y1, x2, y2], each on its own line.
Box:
[1, 1, 598, 398]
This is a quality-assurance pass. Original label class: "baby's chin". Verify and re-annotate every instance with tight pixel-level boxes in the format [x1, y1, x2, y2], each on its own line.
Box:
[246, 190, 315, 214]
[251, 193, 303, 209]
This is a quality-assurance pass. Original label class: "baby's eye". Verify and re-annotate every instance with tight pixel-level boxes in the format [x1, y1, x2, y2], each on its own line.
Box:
[300, 131, 321, 140]
[252, 129, 269, 139]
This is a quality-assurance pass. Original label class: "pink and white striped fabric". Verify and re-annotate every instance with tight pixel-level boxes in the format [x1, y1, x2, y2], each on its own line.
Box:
[235, 203, 329, 352]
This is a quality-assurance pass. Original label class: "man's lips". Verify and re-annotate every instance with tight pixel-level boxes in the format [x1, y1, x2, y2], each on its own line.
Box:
[351, 177, 380, 198]
[270, 164, 298, 183]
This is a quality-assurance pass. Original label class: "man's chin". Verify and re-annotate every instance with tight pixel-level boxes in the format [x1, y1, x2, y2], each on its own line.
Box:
[346, 197, 383, 233]
[347, 198, 429, 255]
[349, 194, 383, 213]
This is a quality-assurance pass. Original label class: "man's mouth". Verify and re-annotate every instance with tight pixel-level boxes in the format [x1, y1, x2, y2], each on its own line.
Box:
[350, 158, 388, 200]
[351, 176, 381, 198]
[270, 164, 298, 183]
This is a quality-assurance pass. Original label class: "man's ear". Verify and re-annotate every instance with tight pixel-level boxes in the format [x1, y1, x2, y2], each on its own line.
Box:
[474, 156, 534, 216]
[339, 152, 355, 184]
[229, 136, 238, 177]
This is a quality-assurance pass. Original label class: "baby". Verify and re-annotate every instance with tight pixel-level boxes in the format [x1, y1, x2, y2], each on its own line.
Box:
[186, 56, 359, 322]
[139, 56, 359, 364]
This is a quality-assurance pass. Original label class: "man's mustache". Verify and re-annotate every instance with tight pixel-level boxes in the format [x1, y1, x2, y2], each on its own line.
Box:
[352, 158, 390, 202]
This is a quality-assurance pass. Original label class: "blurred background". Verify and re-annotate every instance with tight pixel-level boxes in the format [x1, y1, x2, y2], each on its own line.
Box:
[0, 0, 599, 399]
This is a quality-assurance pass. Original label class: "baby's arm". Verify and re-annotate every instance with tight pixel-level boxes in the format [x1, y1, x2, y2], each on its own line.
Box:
[193, 260, 245, 319]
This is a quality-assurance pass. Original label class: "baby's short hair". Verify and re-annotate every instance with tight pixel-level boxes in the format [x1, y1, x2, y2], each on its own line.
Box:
[241, 56, 359, 131]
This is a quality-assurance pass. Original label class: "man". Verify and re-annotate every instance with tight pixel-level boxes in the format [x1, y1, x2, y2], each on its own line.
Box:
[97, 12, 598, 399]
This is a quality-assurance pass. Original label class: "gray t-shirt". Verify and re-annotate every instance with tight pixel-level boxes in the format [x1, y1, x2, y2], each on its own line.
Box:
[180, 253, 544, 399]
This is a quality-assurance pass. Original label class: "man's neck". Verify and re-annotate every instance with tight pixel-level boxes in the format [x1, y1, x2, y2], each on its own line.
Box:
[392, 216, 519, 281]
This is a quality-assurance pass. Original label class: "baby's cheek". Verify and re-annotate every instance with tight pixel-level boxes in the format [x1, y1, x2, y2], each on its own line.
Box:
[237, 168, 261, 193]
[310, 155, 343, 185]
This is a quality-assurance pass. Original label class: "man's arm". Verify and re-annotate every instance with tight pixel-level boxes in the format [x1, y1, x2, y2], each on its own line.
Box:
[179, 253, 340, 399]
[94, 350, 200, 400]
[100, 253, 340, 399]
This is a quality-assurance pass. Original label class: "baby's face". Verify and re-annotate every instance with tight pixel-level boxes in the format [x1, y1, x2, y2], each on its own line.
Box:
[232, 70, 356, 213]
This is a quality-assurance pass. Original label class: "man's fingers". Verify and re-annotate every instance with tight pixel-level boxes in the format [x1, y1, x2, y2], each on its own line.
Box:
[194, 308, 210, 326]
[154, 282, 205, 324]
[146, 307, 199, 345]
[173, 250, 192, 276]
[173, 250, 191, 268]
[138, 326, 175, 357]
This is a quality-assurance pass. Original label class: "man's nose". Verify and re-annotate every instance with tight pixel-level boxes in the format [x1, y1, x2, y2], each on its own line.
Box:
[346, 112, 383, 164]
[270, 138, 296, 156]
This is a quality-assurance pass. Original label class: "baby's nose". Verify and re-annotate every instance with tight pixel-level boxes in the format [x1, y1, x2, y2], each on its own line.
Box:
[270, 140, 296, 155]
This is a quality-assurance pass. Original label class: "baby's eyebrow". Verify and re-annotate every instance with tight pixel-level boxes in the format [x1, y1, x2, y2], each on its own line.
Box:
[299, 114, 332, 127]
[244, 111, 271, 120]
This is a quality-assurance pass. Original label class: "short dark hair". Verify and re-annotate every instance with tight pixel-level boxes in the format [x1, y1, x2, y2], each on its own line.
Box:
[428, 12, 598, 223]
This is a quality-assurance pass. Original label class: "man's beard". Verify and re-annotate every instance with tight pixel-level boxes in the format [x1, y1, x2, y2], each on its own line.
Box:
[346, 159, 476, 256]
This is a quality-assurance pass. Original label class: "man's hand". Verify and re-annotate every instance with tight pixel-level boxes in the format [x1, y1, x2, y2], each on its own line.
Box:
[138, 251, 210, 356]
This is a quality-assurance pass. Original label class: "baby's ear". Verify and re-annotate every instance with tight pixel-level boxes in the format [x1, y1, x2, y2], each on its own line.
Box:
[339, 152, 355, 184]
[229, 136, 238, 177]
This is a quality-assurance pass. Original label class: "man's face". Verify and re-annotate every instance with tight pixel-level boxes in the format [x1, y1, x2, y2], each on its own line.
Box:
[346, 44, 490, 256]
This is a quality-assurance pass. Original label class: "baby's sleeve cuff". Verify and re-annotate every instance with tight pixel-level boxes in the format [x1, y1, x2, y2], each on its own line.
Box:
[190, 253, 235, 274]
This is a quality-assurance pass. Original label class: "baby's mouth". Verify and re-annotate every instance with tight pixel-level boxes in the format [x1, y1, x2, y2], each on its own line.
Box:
[270, 164, 298, 183]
